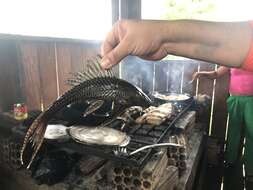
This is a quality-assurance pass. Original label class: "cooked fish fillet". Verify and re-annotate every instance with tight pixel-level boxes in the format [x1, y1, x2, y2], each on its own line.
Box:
[135, 103, 173, 125]
[68, 126, 130, 146]
[44, 124, 69, 140]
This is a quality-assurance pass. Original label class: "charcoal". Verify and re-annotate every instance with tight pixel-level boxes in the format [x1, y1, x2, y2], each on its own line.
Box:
[32, 150, 76, 185]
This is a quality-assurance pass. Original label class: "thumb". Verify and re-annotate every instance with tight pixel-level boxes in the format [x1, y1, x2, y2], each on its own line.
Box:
[101, 39, 129, 69]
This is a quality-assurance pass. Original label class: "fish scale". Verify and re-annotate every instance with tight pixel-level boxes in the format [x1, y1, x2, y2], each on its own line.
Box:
[21, 56, 152, 169]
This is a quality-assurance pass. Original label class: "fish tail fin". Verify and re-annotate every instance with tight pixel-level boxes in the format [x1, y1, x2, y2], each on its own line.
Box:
[20, 114, 47, 169]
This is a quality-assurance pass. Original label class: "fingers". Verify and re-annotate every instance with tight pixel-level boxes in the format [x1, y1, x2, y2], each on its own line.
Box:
[101, 29, 118, 57]
[101, 38, 130, 69]
[192, 72, 201, 81]
[101, 21, 129, 69]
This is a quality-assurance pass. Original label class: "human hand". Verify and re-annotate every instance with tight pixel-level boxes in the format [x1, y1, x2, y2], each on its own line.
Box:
[192, 71, 217, 81]
[101, 20, 169, 69]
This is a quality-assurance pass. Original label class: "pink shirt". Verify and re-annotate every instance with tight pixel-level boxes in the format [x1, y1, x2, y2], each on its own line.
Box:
[229, 68, 253, 96]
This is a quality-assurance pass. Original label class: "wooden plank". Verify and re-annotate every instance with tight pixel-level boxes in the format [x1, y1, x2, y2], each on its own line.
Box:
[197, 62, 216, 131]
[0, 40, 22, 111]
[17, 41, 42, 110]
[211, 72, 229, 139]
[82, 43, 99, 71]
[197, 62, 215, 97]
[56, 42, 99, 95]
[56, 42, 72, 95]
[0, 33, 102, 45]
[37, 42, 58, 109]
[70, 44, 84, 72]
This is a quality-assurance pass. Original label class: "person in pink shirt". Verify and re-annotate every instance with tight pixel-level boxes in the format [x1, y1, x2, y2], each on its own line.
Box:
[193, 67, 253, 180]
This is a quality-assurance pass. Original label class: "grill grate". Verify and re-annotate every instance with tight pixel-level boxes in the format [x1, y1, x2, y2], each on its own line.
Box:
[61, 100, 194, 167]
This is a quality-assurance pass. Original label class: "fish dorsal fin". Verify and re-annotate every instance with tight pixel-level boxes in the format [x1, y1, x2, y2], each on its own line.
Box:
[67, 55, 115, 86]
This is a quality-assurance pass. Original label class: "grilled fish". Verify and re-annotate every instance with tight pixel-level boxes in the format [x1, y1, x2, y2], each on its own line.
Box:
[135, 103, 173, 125]
[20, 55, 151, 168]
[68, 126, 130, 146]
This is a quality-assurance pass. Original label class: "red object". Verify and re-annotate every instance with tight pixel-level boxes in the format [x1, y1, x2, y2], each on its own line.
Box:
[14, 103, 28, 120]
[229, 68, 253, 96]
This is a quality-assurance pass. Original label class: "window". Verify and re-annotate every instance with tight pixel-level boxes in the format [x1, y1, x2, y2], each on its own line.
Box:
[141, 0, 253, 60]
[0, 0, 112, 40]
[142, 0, 253, 21]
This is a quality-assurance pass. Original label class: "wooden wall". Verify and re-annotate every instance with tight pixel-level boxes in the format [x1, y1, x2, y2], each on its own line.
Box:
[0, 35, 100, 112]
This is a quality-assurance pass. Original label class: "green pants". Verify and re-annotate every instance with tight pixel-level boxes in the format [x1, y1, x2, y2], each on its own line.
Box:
[225, 95, 253, 175]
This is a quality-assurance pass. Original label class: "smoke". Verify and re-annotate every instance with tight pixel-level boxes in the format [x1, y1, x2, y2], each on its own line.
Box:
[122, 56, 154, 94]
[122, 56, 198, 95]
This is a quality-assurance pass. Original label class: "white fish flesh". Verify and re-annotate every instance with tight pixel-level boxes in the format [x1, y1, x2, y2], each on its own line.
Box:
[68, 126, 130, 146]
[154, 92, 190, 101]
[44, 124, 69, 140]
[135, 103, 173, 125]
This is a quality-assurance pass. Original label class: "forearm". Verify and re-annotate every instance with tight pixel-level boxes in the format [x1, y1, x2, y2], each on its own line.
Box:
[160, 20, 253, 67]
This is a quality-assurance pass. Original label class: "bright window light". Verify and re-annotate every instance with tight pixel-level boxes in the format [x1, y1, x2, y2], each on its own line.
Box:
[142, 0, 253, 21]
[141, 0, 253, 60]
[0, 0, 112, 40]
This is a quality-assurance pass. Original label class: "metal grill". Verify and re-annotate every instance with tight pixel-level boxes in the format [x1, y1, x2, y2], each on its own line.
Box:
[61, 100, 194, 167]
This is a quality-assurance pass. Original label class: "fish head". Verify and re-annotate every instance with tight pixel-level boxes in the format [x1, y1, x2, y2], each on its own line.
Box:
[132, 90, 152, 107]
[119, 88, 152, 108]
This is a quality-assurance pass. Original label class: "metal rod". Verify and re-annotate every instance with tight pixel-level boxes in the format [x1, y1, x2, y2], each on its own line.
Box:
[129, 143, 181, 156]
